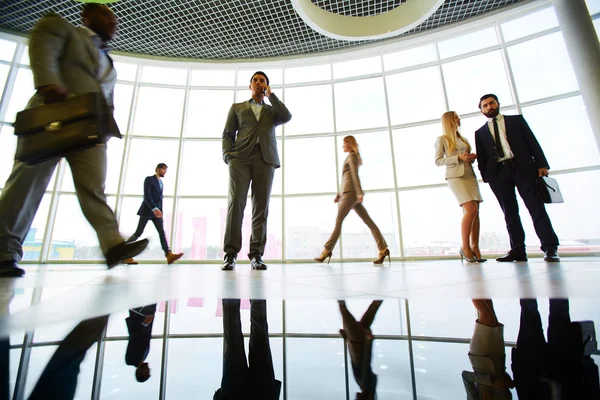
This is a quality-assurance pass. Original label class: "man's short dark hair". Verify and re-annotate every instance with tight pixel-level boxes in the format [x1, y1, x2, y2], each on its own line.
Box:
[156, 163, 168, 170]
[82, 3, 109, 15]
[250, 71, 269, 85]
[478, 94, 499, 109]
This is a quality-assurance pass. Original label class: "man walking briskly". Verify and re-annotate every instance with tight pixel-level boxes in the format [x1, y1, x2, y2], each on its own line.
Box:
[221, 71, 291, 271]
[475, 94, 560, 263]
[125, 163, 183, 265]
[0, 3, 148, 277]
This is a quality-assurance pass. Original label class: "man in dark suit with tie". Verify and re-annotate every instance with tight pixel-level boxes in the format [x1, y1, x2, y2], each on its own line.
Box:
[221, 72, 292, 271]
[125, 163, 183, 265]
[475, 94, 559, 262]
[125, 304, 157, 383]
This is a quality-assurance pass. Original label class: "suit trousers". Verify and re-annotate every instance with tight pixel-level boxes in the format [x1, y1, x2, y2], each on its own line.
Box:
[223, 146, 275, 258]
[324, 192, 387, 253]
[216, 299, 280, 400]
[128, 216, 170, 255]
[487, 162, 559, 252]
[28, 315, 109, 400]
[0, 144, 124, 263]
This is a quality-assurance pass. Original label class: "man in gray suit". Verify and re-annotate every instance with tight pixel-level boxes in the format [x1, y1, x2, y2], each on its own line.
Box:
[222, 72, 291, 271]
[0, 3, 148, 277]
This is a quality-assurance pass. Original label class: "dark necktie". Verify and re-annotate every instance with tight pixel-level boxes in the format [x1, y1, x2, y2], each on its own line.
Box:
[493, 117, 505, 159]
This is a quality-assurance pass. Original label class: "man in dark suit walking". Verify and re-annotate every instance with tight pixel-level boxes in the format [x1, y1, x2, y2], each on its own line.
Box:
[125, 163, 183, 265]
[125, 304, 157, 383]
[475, 94, 559, 262]
[221, 71, 292, 271]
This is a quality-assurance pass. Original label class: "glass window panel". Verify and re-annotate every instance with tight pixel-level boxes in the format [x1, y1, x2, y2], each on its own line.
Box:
[334, 77, 388, 131]
[20, 46, 29, 65]
[190, 69, 235, 86]
[23, 194, 51, 261]
[284, 84, 334, 135]
[49, 194, 116, 260]
[508, 32, 579, 102]
[178, 141, 229, 196]
[595, 17, 600, 39]
[4, 67, 34, 123]
[122, 138, 179, 195]
[333, 56, 381, 79]
[384, 44, 437, 71]
[587, 0, 600, 14]
[341, 191, 400, 258]
[184, 89, 234, 138]
[9, 349, 20, 399]
[0, 38, 16, 61]
[132, 87, 185, 137]
[0, 125, 17, 188]
[237, 68, 283, 86]
[118, 196, 174, 260]
[501, 7, 558, 42]
[284, 136, 337, 194]
[140, 65, 187, 85]
[443, 50, 513, 114]
[285, 63, 331, 84]
[25, 343, 96, 399]
[172, 198, 228, 261]
[336, 131, 394, 190]
[284, 195, 340, 259]
[393, 123, 445, 188]
[287, 338, 346, 399]
[347, 339, 413, 399]
[113, 83, 134, 134]
[105, 307, 164, 337]
[386, 66, 445, 125]
[114, 61, 138, 81]
[0, 64, 10, 102]
[438, 27, 499, 59]
[522, 96, 600, 170]
[100, 339, 162, 399]
[60, 138, 124, 195]
[408, 299, 479, 339]
[169, 299, 282, 334]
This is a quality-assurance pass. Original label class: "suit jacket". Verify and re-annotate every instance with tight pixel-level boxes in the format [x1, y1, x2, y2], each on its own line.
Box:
[137, 176, 162, 216]
[341, 153, 364, 195]
[474, 115, 549, 183]
[26, 13, 117, 111]
[125, 304, 157, 367]
[222, 94, 292, 168]
[434, 136, 466, 179]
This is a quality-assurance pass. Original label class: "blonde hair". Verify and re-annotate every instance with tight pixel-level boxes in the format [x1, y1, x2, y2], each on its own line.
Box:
[343, 135, 362, 165]
[441, 111, 471, 154]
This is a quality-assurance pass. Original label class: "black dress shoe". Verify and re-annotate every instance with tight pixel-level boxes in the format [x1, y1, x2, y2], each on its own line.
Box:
[496, 250, 527, 262]
[250, 256, 267, 270]
[105, 239, 149, 269]
[0, 260, 25, 277]
[544, 249, 560, 262]
[222, 254, 236, 271]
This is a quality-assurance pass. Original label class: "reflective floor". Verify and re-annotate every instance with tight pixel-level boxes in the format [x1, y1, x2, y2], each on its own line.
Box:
[2, 259, 600, 399]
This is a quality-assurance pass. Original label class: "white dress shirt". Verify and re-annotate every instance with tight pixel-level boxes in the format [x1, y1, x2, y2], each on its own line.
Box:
[249, 98, 264, 143]
[487, 113, 514, 162]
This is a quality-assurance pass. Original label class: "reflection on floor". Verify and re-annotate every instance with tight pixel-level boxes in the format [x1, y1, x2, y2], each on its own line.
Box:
[2, 259, 600, 399]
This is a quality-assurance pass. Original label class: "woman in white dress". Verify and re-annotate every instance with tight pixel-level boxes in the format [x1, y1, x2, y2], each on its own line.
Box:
[435, 111, 484, 263]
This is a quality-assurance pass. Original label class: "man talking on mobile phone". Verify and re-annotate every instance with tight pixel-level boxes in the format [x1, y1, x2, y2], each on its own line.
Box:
[221, 71, 291, 271]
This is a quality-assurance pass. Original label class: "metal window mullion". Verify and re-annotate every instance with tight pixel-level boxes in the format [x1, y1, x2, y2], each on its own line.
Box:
[281, 69, 287, 262]
[168, 68, 192, 252]
[330, 63, 343, 261]
[0, 42, 24, 121]
[114, 64, 141, 218]
[343, 335, 350, 400]
[39, 160, 67, 263]
[282, 300, 287, 400]
[159, 300, 172, 400]
[404, 300, 418, 400]
[381, 54, 406, 259]
[90, 320, 108, 400]
[497, 22, 523, 114]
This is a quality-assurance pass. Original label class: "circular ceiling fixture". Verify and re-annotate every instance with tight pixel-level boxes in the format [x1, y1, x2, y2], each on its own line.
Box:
[291, 0, 446, 41]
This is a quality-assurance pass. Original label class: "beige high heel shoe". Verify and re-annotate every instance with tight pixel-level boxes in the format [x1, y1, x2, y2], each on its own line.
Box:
[373, 248, 390, 265]
[314, 250, 332, 264]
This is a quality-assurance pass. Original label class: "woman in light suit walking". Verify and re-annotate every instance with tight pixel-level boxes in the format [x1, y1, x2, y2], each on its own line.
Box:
[435, 111, 484, 263]
[315, 136, 390, 265]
